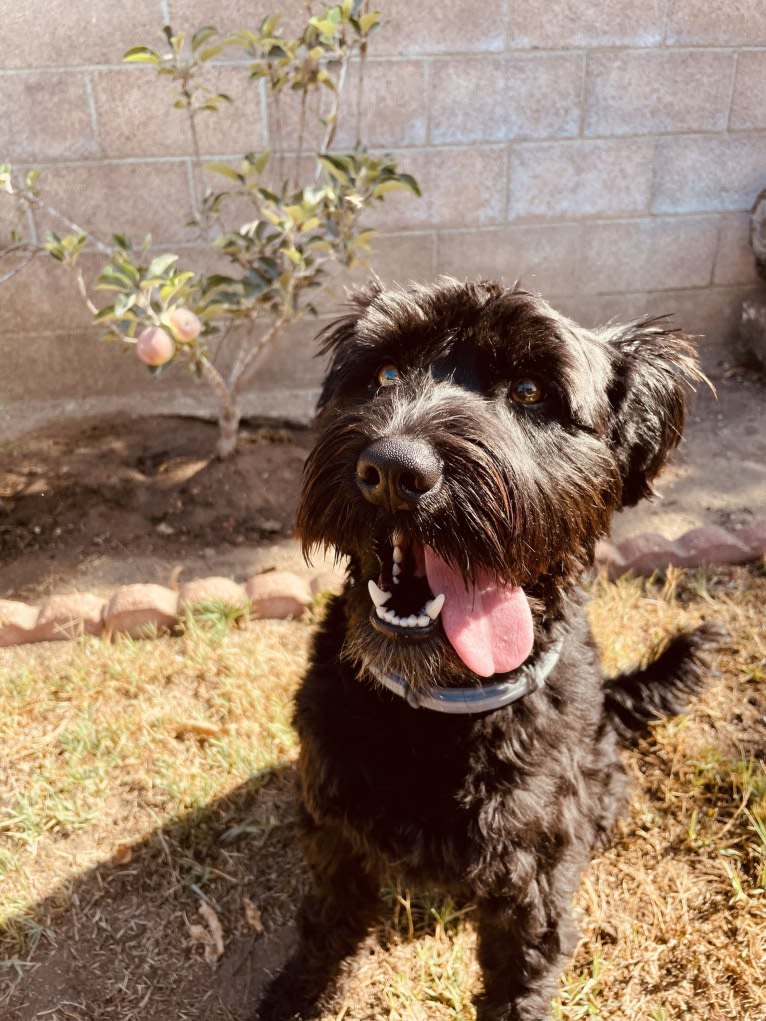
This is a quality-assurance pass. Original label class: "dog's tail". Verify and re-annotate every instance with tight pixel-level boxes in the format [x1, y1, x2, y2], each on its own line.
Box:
[603, 621, 725, 743]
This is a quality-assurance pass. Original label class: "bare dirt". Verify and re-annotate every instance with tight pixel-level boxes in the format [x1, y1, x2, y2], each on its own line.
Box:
[0, 416, 315, 602]
[1, 367, 764, 603]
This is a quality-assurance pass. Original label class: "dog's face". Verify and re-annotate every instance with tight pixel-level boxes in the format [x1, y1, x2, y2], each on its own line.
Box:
[298, 279, 701, 689]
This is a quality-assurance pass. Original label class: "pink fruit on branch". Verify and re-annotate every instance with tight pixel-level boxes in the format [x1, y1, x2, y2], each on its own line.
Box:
[168, 308, 202, 342]
[136, 326, 175, 366]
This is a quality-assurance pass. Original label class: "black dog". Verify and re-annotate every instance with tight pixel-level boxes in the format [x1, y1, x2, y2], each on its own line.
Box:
[258, 278, 716, 1021]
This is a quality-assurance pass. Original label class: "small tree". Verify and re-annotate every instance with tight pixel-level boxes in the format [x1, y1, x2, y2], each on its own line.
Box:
[1, 3, 418, 457]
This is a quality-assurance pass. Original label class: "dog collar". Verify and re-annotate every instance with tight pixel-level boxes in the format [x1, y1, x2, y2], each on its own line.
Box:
[367, 640, 563, 714]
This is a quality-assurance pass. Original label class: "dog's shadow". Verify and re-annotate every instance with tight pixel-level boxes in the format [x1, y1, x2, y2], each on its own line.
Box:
[3, 764, 306, 1020]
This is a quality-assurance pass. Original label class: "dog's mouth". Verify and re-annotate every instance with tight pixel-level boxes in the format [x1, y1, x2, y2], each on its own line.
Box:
[366, 531, 535, 678]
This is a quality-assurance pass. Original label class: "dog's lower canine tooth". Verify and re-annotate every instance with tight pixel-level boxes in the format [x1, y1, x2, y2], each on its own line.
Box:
[368, 580, 391, 607]
[425, 594, 445, 620]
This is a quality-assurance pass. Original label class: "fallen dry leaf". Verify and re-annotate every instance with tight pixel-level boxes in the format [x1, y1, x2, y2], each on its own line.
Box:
[187, 901, 225, 965]
[244, 898, 264, 934]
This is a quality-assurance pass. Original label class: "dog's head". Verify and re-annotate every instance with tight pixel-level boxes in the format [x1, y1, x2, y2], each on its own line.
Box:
[298, 278, 703, 687]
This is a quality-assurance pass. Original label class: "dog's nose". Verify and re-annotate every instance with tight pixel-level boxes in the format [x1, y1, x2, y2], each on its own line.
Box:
[356, 437, 443, 511]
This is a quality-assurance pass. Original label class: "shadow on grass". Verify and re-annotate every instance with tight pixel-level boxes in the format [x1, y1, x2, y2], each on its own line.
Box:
[3, 763, 305, 1021]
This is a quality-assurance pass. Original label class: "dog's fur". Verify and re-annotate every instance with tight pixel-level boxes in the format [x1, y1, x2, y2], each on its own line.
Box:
[257, 279, 717, 1021]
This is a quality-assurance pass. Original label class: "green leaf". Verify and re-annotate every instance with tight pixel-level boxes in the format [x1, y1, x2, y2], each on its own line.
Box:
[92, 304, 117, 323]
[318, 154, 351, 185]
[123, 46, 161, 64]
[146, 253, 179, 279]
[198, 43, 226, 61]
[205, 162, 243, 183]
[395, 173, 421, 197]
[95, 265, 139, 291]
[358, 12, 381, 34]
[191, 26, 218, 52]
[353, 229, 376, 248]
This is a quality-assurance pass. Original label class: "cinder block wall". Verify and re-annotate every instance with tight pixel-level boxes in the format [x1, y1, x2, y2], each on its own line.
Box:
[1, 0, 764, 433]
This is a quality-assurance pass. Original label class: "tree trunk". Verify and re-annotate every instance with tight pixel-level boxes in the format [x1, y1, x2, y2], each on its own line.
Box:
[216, 400, 241, 459]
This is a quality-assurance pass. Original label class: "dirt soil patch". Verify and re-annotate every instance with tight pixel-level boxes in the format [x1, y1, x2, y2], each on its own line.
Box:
[0, 416, 314, 602]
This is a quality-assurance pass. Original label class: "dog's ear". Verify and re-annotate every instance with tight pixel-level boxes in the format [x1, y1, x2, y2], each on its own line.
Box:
[605, 320, 706, 508]
[314, 281, 384, 412]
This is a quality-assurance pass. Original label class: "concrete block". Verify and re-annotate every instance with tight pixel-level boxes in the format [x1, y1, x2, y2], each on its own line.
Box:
[665, 0, 766, 45]
[0, 328, 179, 404]
[438, 223, 588, 294]
[509, 0, 665, 47]
[0, 72, 97, 162]
[0, 599, 40, 647]
[579, 216, 719, 294]
[93, 66, 267, 159]
[584, 50, 733, 136]
[34, 161, 196, 247]
[104, 583, 179, 637]
[653, 135, 766, 215]
[331, 59, 429, 149]
[166, 0, 306, 39]
[0, 255, 94, 337]
[35, 592, 106, 640]
[364, 146, 506, 231]
[636, 285, 762, 363]
[508, 139, 654, 221]
[431, 54, 583, 144]
[247, 571, 312, 619]
[370, 0, 507, 55]
[343, 231, 437, 290]
[0, 0, 164, 69]
[713, 213, 761, 286]
[730, 51, 766, 131]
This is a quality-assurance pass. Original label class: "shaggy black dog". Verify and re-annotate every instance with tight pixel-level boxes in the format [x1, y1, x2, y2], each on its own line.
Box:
[258, 278, 717, 1021]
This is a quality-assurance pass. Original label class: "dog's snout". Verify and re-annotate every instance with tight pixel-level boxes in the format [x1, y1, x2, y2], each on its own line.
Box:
[356, 437, 443, 511]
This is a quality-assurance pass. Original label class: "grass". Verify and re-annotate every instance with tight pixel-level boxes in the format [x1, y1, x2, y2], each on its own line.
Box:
[1, 563, 765, 1019]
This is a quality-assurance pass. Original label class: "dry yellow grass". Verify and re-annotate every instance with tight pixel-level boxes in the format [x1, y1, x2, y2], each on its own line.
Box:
[1, 566, 765, 1020]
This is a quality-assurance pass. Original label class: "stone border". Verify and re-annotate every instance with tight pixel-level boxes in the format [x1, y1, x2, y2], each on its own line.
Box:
[1, 522, 765, 648]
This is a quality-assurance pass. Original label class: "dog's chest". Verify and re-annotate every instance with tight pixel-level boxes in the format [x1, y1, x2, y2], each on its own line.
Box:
[294, 666, 562, 878]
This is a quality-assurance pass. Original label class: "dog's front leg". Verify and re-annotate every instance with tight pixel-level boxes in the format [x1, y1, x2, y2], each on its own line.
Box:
[257, 812, 382, 1020]
[474, 891, 577, 1021]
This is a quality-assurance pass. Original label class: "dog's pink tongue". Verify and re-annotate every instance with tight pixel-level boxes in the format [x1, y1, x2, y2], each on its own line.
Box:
[423, 547, 534, 678]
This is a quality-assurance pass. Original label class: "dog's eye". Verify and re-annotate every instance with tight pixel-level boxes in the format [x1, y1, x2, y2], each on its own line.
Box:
[510, 379, 544, 405]
[376, 363, 400, 388]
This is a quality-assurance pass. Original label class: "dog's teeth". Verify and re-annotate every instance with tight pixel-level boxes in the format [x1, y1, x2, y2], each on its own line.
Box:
[392, 563, 401, 578]
[405, 614, 419, 627]
[384, 609, 397, 623]
[392, 546, 404, 564]
[417, 614, 430, 628]
[375, 605, 388, 620]
[425, 594, 446, 620]
[368, 579, 392, 607]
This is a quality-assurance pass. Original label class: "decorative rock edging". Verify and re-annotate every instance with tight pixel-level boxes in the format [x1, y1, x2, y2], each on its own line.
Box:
[595, 520, 766, 579]
[1, 521, 765, 649]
